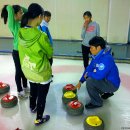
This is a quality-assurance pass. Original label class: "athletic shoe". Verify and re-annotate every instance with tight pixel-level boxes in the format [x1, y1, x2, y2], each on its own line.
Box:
[18, 91, 28, 99]
[23, 87, 30, 93]
[85, 103, 102, 109]
[34, 115, 50, 126]
[101, 92, 114, 99]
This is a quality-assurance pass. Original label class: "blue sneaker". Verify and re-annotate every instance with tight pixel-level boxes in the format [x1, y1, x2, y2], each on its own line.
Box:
[34, 115, 50, 126]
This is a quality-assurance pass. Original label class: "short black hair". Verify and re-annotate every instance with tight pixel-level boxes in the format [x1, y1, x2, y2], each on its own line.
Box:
[28, 3, 44, 17]
[13, 5, 21, 14]
[89, 36, 106, 49]
[44, 11, 51, 17]
[83, 11, 92, 18]
[21, 3, 44, 27]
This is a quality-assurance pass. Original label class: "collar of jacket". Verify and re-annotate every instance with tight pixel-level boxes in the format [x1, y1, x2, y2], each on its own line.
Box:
[91, 49, 104, 60]
[40, 20, 48, 27]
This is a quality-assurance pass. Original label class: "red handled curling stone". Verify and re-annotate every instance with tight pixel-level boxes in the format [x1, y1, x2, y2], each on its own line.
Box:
[0, 82, 10, 94]
[1, 94, 18, 108]
[67, 100, 84, 116]
[63, 84, 77, 94]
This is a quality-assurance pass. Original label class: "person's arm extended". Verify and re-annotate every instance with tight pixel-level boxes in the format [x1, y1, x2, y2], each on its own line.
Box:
[6, 5, 15, 32]
[79, 60, 94, 83]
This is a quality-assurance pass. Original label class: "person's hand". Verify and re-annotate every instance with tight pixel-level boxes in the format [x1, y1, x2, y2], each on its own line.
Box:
[83, 21, 89, 28]
[75, 82, 81, 90]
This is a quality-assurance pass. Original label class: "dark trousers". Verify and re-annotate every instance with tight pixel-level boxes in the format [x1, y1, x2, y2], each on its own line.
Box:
[12, 50, 27, 92]
[81, 44, 90, 69]
[49, 58, 53, 66]
[29, 82, 50, 120]
[86, 78, 118, 106]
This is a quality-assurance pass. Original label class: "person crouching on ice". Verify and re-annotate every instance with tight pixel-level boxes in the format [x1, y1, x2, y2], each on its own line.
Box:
[75, 36, 120, 109]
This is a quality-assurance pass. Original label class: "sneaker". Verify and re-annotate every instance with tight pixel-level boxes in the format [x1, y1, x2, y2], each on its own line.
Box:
[85, 103, 102, 109]
[18, 91, 28, 99]
[101, 92, 114, 99]
[23, 87, 30, 93]
[34, 115, 50, 126]
[30, 107, 37, 113]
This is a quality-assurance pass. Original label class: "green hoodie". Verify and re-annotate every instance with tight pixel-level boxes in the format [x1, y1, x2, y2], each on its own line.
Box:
[18, 27, 53, 83]
[6, 5, 27, 50]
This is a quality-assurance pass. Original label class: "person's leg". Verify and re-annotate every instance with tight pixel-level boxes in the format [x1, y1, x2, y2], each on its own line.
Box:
[21, 72, 27, 88]
[16, 52, 28, 89]
[12, 50, 23, 92]
[49, 58, 54, 78]
[36, 83, 50, 120]
[22, 73, 30, 93]
[29, 82, 38, 112]
[49, 58, 53, 66]
[34, 83, 50, 125]
[81, 45, 90, 69]
[12, 50, 28, 98]
[86, 78, 118, 107]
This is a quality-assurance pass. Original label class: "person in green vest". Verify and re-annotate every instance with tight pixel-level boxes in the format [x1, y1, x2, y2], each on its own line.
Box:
[18, 3, 53, 126]
[1, 5, 29, 98]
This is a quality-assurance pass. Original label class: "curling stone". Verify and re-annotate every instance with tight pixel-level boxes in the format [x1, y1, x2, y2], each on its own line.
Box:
[84, 115, 104, 130]
[62, 91, 78, 104]
[67, 100, 84, 116]
[0, 82, 10, 94]
[63, 84, 77, 94]
[1, 94, 18, 108]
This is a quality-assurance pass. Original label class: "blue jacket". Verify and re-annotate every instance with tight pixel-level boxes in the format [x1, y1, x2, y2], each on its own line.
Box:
[80, 46, 120, 88]
[39, 20, 53, 45]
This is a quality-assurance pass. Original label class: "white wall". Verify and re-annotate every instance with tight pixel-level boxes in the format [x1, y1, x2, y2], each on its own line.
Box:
[107, 0, 130, 43]
[0, 0, 130, 43]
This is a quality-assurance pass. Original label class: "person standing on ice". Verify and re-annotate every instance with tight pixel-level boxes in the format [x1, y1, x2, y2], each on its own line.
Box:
[81, 11, 100, 69]
[1, 4, 29, 98]
[18, 3, 53, 126]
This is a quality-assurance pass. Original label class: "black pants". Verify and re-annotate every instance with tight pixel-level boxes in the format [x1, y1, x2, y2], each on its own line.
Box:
[29, 82, 50, 120]
[12, 50, 27, 92]
[49, 58, 53, 66]
[81, 45, 90, 69]
[86, 78, 118, 106]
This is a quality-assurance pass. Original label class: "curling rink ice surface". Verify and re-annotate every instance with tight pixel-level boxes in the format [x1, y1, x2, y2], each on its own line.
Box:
[0, 55, 130, 130]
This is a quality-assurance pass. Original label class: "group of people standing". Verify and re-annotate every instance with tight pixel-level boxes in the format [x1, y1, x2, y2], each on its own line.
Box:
[1, 2, 120, 126]
[1, 3, 53, 126]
